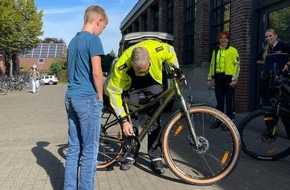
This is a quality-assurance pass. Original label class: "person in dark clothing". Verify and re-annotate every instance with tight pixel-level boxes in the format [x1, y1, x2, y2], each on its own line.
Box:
[256, 28, 290, 65]
[256, 28, 290, 138]
[256, 28, 290, 102]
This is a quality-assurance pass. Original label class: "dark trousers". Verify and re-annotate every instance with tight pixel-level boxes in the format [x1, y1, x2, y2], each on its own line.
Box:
[259, 71, 274, 106]
[214, 73, 235, 119]
[125, 84, 163, 159]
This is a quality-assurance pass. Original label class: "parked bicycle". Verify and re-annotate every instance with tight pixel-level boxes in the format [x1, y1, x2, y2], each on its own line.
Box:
[0, 77, 9, 95]
[98, 65, 241, 185]
[238, 64, 290, 161]
[0, 76, 27, 94]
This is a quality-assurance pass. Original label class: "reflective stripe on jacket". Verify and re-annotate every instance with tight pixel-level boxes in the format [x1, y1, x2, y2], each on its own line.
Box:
[207, 46, 240, 81]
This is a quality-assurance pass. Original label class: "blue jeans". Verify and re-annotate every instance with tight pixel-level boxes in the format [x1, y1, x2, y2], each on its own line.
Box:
[64, 95, 103, 190]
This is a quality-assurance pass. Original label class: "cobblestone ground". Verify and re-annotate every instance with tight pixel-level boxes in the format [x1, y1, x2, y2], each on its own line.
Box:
[0, 85, 289, 190]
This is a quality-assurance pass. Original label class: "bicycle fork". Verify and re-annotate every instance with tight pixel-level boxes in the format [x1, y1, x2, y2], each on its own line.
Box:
[179, 95, 201, 148]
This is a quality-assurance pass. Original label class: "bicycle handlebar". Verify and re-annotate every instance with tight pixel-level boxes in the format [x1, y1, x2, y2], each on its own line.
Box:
[170, 65, 187, 85]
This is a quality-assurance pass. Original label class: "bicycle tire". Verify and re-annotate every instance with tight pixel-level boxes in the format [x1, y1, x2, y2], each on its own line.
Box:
[162, 106, 240, 185]
[97, 106, 124, 169]
[238, 109, 290, 160]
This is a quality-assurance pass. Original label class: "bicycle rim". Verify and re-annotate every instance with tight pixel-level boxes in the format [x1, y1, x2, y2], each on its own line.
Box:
[97, 106, 124, 169]
[239, 109, 290, 160]
[162, 106, 240, 185]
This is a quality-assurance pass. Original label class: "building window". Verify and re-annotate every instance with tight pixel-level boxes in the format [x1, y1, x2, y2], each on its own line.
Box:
[38, 58, 44, 64]
[127, 26, 133, 34]
[142, 14, 148, 31]
[184, 0, 196, 65]
[134, 20, 139, 32]
[153, 4, 159, 31]
[268, 6, 290, 43]
[211, 0, 231, 49]
[167, 0, 173, 34]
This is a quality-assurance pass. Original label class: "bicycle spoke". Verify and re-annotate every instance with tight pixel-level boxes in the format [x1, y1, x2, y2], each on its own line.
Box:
[239, 110, 290, 160]
[162, 106, 240, 185]
[97, 107, 123, 169]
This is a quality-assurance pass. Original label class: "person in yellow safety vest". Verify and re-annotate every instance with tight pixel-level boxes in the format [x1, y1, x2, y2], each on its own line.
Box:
[107, 39, 179, 174]
[207, 31, 240, 127]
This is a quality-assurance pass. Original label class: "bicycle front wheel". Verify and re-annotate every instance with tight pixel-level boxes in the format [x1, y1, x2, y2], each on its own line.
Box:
[162, 106, 240, 185]
[97, 106, 124, 169]
[239, 109, 290, 160]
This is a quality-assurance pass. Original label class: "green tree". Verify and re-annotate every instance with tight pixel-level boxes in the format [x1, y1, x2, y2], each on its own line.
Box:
[49, 52, 67, 83]
[102, 52, 116, 72]
[269, 6, 290, 43]
[42, 37, 65, 43]
[49, 62, 62, 75]
[109, 49, 116, 57]
[0, 0, 43, 76]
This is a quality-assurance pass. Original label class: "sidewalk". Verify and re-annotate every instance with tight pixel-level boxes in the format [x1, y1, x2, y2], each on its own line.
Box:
[0, 85, 289, 190]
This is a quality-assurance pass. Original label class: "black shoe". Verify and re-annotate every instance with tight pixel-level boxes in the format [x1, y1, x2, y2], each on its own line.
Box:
[120, 158, 135, 171]
[150, 159, 165, 175]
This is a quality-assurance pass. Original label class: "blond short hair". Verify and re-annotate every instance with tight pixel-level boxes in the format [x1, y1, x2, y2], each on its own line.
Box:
[84, 5, 109, 25]
[131, 47, 150, 68]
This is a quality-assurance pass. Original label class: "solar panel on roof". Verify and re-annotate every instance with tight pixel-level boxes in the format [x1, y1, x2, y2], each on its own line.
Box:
[19, 43, 66, 58]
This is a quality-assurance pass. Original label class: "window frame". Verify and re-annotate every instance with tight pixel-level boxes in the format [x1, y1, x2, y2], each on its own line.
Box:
[210, 0, 231, 51]
[183, 0, 196, 65]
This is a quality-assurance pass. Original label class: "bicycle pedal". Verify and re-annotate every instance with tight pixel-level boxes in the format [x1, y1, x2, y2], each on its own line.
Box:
[116, 156, 126, 163]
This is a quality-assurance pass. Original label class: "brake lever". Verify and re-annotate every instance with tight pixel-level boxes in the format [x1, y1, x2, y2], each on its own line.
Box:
[180, 74, 187, 85]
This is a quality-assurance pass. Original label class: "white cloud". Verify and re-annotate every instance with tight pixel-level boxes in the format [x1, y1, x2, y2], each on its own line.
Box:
[37, 1, 138, 54]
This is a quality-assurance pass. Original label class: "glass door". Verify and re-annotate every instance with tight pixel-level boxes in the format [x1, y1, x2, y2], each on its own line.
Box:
[265, 3, 290, 43]
[252, 0, 290, 110]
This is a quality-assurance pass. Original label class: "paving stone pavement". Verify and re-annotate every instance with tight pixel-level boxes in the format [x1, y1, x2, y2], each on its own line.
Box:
[0, 85, 290, 190]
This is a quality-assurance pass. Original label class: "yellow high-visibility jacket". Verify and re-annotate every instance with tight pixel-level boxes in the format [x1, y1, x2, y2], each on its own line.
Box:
[207, 46, 240, 81]
[107, 40, 179, 118]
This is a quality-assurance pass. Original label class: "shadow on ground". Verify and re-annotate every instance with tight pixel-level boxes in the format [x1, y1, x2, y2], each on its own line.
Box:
[32, 141, 64, 190]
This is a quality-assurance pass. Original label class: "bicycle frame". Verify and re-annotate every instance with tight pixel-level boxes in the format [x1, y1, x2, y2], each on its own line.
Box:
[268, 73, 290, 117]
[100, 68, 241, 185]
[123, 72, 200, 147]
[257, 69, 290, 140]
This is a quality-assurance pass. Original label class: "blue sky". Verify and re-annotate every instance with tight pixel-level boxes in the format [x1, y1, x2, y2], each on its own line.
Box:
[34, 0, 138, 54]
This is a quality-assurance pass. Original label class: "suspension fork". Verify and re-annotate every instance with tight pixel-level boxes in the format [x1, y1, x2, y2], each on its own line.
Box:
[172, 74, 201, 147]
[179, 93, 200, 147]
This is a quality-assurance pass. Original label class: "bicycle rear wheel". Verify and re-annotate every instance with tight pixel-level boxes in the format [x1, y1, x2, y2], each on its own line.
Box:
[238, 109, 290, 160]
[162, 106, 240, 185]
[97, 106, 124, 169]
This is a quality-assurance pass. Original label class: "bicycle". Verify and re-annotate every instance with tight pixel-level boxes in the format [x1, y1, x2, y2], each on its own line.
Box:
[98, 64, 241, 185]
[238, 65, 290, 161]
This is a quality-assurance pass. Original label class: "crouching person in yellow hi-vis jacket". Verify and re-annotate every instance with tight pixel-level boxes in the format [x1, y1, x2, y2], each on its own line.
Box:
[107, 39, 179, 174]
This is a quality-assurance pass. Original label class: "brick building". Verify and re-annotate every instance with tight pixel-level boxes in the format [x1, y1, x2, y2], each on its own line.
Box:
[18, 42, 66, 72]
[119, 0, 290, 112]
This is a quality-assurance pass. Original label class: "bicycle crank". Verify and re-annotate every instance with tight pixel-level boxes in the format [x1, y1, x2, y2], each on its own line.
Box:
[116, 136, 140, 162]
